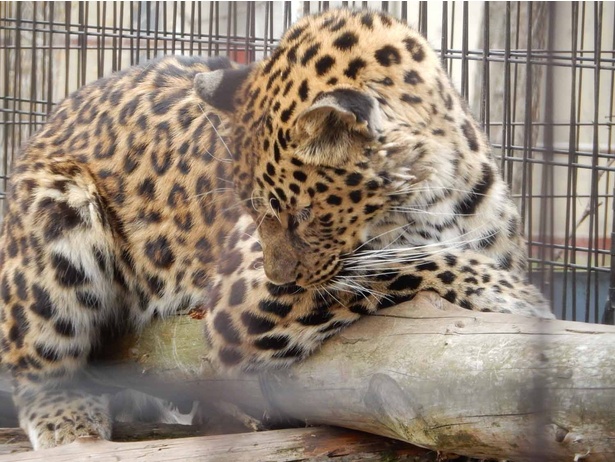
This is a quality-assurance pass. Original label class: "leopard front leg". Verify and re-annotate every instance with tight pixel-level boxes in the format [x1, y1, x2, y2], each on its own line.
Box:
[358, 250, 554, 318]
[204, 222, 553, 373]
[204, 259, 550, 370]
[0, 161, 130, 448]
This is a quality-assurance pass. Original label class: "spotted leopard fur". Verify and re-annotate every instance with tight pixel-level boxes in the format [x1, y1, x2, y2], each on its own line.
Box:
[0, 9, 552, 449]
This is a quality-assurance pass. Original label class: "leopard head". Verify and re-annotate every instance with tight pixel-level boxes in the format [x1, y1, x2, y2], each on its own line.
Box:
[195, 9, 450, 288]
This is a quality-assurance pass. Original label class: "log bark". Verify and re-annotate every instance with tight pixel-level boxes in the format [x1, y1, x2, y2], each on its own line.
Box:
[3, 293, 615, 461]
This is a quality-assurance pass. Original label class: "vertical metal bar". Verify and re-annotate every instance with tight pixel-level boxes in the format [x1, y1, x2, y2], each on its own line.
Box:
[480, 2, 490, 130]
[179, 1, 185, 55]
[520, 2, 533, 267]
[576, 3, 587, 155]
[197, 2, 202, 56]
[572, 1, 585, 318]
[208, 2, 214, 57]
[250, 1, 256, 62]
[1, 1, 12, 198]
[448, 2, 455, 76]
[501, 2, 511, 177]
[46, 1, 54, 115]
[509, 3, 522, 188]
[111, 2, 118, 71]
[99, 2, 107, 77]
[13, 3, 22, 152]
[232, 2, 237, 59]
[440, 2, 448, 66]
[563, 2, 580, 321]
[40, 2, 46, 130]
[162, 1, 168, 55]
[153, 1, 161, 57]
[78, 1, 84, 85]
[64, 1, 71, 97]
[29, 2, 39, 138]
[460, 2, 468, 99]
[586, 2, 603, 323]
[264, 1, 270, 59]
[537, 3, 556, 298]
[226, 2, 232, 59]
[243, 1, 249, 63]
[129, 1, 135, 64]
[171, 2, 178, 54]
[604, 4, 615, 282]
[244, 1, 252, 63]
[189, 1, 196, 55]
[255, 2, 260, 60]
[118, 2, 125, 70]
[284, 1, 291, 29]
[146, 1, 152, 59]
[82, 1, 88, 84]
[418, 1, 428, 37]
[214, 2, 220, 56]
[135, 1, 142, 63]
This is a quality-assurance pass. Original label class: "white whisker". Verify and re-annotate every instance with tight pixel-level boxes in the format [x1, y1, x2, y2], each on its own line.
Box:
[387, 185, 491, 197]
[193, 187, 235, 199]
[391, 206, 481, 217]
[330, 277, 390, 300]
[322, 286, 347, 309]
[198, 104, 234, 163]
[252, 212, 268, 236]
[352, 221, 415, 253]
[268, 199, 281, 223]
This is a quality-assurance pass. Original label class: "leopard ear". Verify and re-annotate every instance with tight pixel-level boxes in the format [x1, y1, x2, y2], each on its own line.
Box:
[293, 89, 381, 166]
[194, 66, 252, 112]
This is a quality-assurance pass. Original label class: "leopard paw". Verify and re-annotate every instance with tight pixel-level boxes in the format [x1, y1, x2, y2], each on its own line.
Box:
[470, 282, 554, 319]
[17, 389, 111, 450]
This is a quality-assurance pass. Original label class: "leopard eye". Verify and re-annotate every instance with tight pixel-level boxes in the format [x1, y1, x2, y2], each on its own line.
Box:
[268, 196, 281, 212]
[288, 206, 312, 231]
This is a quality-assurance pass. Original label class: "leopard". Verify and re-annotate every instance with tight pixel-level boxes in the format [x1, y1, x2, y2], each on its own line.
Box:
[0, 8, 553, 450]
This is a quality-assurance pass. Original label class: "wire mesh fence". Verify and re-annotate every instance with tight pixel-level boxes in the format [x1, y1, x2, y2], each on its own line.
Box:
[1, 1, 614, 324]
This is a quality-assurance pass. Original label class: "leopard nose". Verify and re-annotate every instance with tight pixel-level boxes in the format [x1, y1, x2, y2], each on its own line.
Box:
[263, 252, 298, 285]
[264, 263, 297, 285]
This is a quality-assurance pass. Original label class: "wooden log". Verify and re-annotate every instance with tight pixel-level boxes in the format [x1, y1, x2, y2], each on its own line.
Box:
[0, 426, 432, 461]
[92, 292, 615, 462]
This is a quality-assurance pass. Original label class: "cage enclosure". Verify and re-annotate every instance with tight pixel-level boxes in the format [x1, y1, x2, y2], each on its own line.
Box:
[1, 1, 615, 460]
